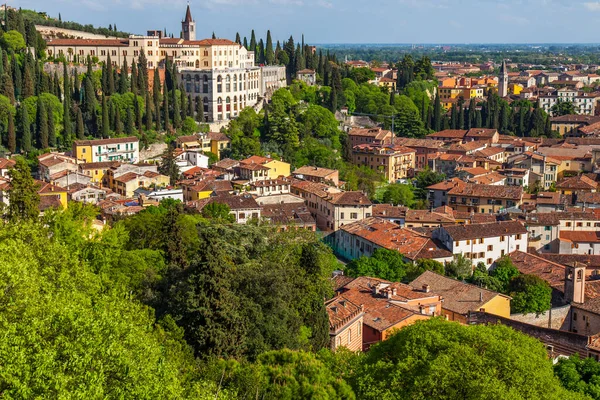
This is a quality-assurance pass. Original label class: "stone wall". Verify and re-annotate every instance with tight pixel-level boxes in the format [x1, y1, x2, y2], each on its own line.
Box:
[510, 305, 571, 330]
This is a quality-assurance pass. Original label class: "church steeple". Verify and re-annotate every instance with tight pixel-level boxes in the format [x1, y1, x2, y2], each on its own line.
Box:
[182, 2, 196, 41]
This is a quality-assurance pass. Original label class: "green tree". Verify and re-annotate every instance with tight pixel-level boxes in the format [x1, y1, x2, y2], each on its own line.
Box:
[7, 157, 40, 221]
[445, 254, 472, 279]
[345, 248, 409, 282]
[19, 105, 31, 152]
[349, 318, 583, 400]
[1, 30, 26, 52]
[406, 259, 445, 281]
[381, 183, 414, 206]
[265, 30, 275, 65]
[509, 274, 552, 314]
[158, 145, 180, 185]
[202, 202, 235, 223]
[551, 100, 575, 117]
[181, 116, 197, 134]
[36, 97, 48, 149]
[555, 355, 600, 399]
[490, 256, 520, 292]
[7, 110, 16, 153]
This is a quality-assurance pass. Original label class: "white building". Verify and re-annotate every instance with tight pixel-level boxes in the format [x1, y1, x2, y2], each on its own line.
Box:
[432, 221, 529, 269]
[539, 88, 599, 116]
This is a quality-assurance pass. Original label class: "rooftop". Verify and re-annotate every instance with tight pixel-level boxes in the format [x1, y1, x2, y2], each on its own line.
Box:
[441, 220, 527, 241]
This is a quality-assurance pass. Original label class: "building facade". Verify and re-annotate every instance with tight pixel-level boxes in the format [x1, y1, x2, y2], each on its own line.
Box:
[73, 137, 139, 163]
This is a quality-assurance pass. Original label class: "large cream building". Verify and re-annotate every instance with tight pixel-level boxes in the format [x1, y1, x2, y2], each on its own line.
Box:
[45, 5, 286, 122]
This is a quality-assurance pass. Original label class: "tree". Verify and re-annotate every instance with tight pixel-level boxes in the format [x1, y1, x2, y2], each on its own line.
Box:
[433, 91, 442, 132]
[265, 30, 274, 65]
[445, 254, 472, 279]
[159, 145, 180, 185]
[7, 110, 16, 153]
[181, 116, 197, 134]
[406, 259, 445, 281]
[1, 30, 26, 52]
[509, 274, 552, 314]
[2, 73, 15, 104]
[7, 157, 40, 222]
[349, 318, 583, 400]
[382, 183, 414, 206]
[101, 94, 109, 138]
[76, 107, 85, 139]
[36, 97, 48, 149]
[551, 100, 575, 117]
[48, 108, 56, 147]
[345, 248, 409, 282]
[414, 168, 445, 199]
[489, 256, 520, 292]
[555, 355, 600, 399]
[19, 105, 31, 153]
[201, 202, 235, 223]
[394, 95, 425, 137]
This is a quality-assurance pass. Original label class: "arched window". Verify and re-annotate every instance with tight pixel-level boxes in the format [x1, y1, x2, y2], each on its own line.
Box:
[217, 75, 222, 93]
[225, 75, 231, 92]
[203, 75, 209, 93]
[234, 95, 238, 111]
[233, 74, 237, 91]
[194, 75, 200, 93]
[203, 96, 209, 113]
[217, 97, 223, 113]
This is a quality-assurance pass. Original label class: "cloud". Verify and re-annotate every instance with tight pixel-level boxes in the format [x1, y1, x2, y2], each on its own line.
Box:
[318, 0, 333, 8]
[497, 14, 529, 25]
[584, 1, 600, 10]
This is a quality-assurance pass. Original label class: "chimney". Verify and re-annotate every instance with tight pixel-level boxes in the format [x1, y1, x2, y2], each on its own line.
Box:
[386, 290, 393, 299]
[423, 284, 430, 293]
[392, 288, 397, 296]
[479, 291, 483, 302]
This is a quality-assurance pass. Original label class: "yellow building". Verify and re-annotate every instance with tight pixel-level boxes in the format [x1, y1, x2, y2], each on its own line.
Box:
[508, 83, 523, 95]
[176, 132, 231, 159]
[241, 155, 291, 179]
[78, 161, 120, 184]
[38, 181, 68, 209]
[410, 271, 511, 324]
[73, 137, 139, 163]
[182, 180, 214, 201]
[113, 171, 169, 197]
[378, 77, 397, 92]
[351, 144, 416, 182]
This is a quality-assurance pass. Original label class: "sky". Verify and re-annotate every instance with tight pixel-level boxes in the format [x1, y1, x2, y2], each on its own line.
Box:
[9, 0, 600, 44]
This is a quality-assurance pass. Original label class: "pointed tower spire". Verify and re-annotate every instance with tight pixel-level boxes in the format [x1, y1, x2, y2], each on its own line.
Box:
[181, 2, 196, 41]
[184, 2, 193, 22]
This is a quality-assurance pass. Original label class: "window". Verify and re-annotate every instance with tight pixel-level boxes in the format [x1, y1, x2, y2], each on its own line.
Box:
[350, 213, 358, 219]
[574, 312, 578, 321]
[577, 222, 583, 227]
[478, 252, 485, 258]
[566, 222, 572, 227]
[545, 226, 552, 231]
[340, 212, 345, 219]
[487, 245, 493, 251]
[479, 238, 484, 244]
[466, 240, 471, 245]
[500, 236, 505, 242]
[455, 241, 460, 247]
[487, 258, 493, 264]
[516, 234, 522, 240]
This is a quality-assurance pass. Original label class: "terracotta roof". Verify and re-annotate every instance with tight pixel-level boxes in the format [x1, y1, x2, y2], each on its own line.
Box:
[239, 162, 269, 171]
[391, 137, 445, 149]
[447, 182, 523, 200]
[456, 167, 490, 176]
[292, 180, 337, 198]
[427, 129, 467, 139]
[326, 296, 364, 333]
[336, 276, 435, 331]
[472, 147, 505, 158]
[190, 194, 260, 211]
[327, 191, 371, 206]
[410, 271, 509, 315]
[441, 220, 527, 241]
[556, 175, 598, 191]
[192, 38, 239, 46]
[115, 172, 138, 184]
[211, 158, 239, 170]
[448, 141, 487, 152]
[465, 128, 498, 138]
[207, 131, 230, 142]
[538, 254, 600, 269]
[74, 136, 138, 146]
[560, 231, 600, 243]
[0, 158, 15, 169]
[372, 204, 407, 219]
[572, 297, 600, 316]
[297, 69, 316, 74]
[575, 191, 600, 204]
[39, 196, 62, 211]
[348, 127, 392, 139]
[405, 209, 455, 224]
[340, 217, 451, 261]
[79, 161, 120, 170]
[159, 38, 183, 45]
[508, 251, 566, 291]
[48, 39, 129, 47]
[36, 180, 67, 194]
[293, 166, 337, 178]
[261, 203, 315, 226]
[427, 178, 467, 191]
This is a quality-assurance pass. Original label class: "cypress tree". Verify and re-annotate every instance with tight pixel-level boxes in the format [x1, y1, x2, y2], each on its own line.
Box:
[458, 103, 464, 130]
[211, 32, 216, 39]
[131, 62, 138, 95]
[329, 84, 337, 112]
[187, 94, 193, 118]
[12, 55, 21, 100]
[106, 55, 115, 95]
[119, 59, 128, 94]
[145, 93, 152, 131]
[114, 104, 122, 135]
[101, 62, 107, 94]
[2, 74, 15, 104]
[235, 32, 241, 45]
[195, 97, 204, 122]
[258, 39, 265, 65]
[134, 95, 142, 133]
[475, 110, 482, 129]
[163, 87, 170, 132]
[172, 88, 181, 128]
[75, 107, 84, 140]
[19, 106, 31, 153]
[48, 108, 56, 148]
[499, 102, 510, 134]
[7, 112, 15, 153]
[180, 87, 187, 121]
[544, 115, 552, 137]
[265, 31, 274, 65]
[36, 98, 48, 149]
[63, 101, 72, 144]
[0, 50, 3, 77]
[433, 91, 441, 132]
[54, 71, 61, 99]
[450, 104, 457, 129]
[83, 76, 96, 123]
[243, 37, 248, 50]
[389, 91, 395, 106]
[468, 98, 477, 129]
[125, 107, 134, 135]
[22, 64, 34, 99]
[101, 95, 109, 138]
[73, 70, 81, 103]
[250, 30, 257, 56]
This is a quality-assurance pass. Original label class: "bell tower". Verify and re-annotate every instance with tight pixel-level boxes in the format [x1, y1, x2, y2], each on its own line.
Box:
[182, 3, 196, 41]
[564, 263, 586, 304]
